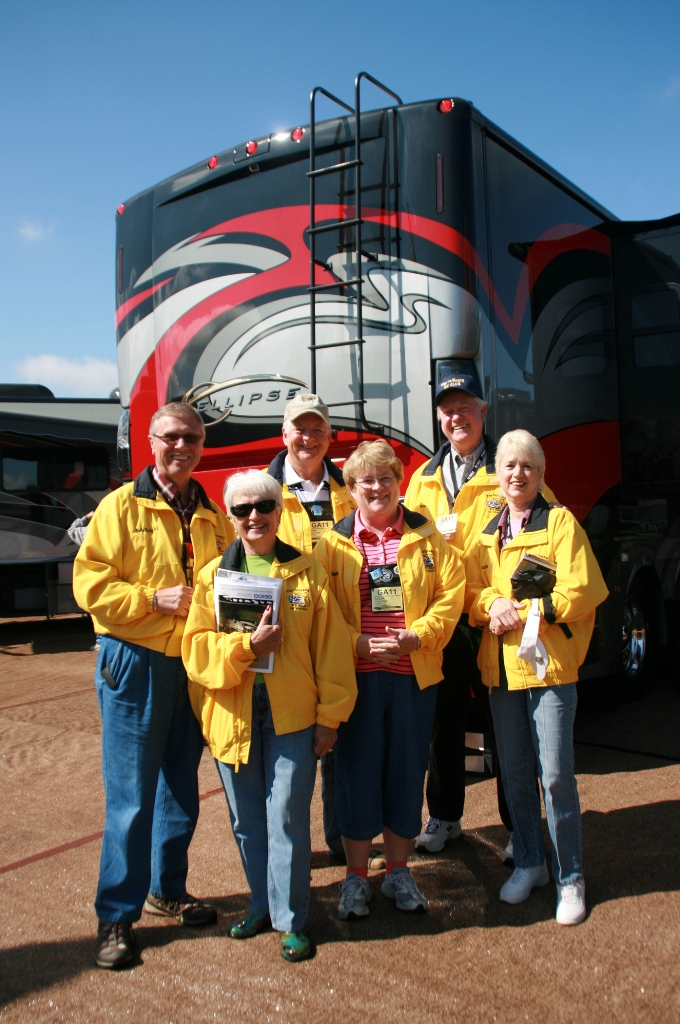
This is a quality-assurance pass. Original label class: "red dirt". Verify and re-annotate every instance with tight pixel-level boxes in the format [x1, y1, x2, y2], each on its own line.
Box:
[1, 617, 679, 1023]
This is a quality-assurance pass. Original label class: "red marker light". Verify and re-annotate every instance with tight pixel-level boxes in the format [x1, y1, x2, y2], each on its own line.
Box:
[291, 127, 304, 143]
[208, 155, 218, 169]
[438, 99, 454, 113]
[245, 140, 258, 156]
[117, 203, 125, 215]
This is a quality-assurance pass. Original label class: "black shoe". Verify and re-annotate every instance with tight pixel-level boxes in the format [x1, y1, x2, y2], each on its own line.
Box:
[95, 921, 136, 970]
[144, 892, 217, 927]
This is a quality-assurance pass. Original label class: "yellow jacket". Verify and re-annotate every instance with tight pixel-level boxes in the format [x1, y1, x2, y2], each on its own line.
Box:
[404, 436, 556, 563]
[466, 493, 608, 689]
[265, 450, 355, 552]
[182, 537, 357, 765]
[73, 467, 234, 656]
[313, 508, 465, 690]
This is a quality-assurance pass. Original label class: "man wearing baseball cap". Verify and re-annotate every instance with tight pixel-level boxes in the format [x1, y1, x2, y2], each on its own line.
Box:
[265, 393, 358, 863]
[405, 371, 556, 861]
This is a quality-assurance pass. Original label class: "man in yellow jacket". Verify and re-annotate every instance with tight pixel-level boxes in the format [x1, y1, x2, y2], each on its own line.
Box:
[264, 392, 355, 861]
[73, 402, 233, 970]
[405, 371, 554, 858]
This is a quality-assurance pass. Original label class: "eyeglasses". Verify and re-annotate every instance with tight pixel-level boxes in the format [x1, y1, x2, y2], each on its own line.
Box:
[152, 432, 204, 446]
[289, 425, 328, 437]
[230, 500, 278, 518]
[355, 475, 396, 489]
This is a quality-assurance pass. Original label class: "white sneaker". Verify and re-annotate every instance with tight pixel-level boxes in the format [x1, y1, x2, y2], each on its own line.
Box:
[337, 873, 372, 920]
[414, 817, 462, 853]
[502, 832, 514, 866]
[499, 864, 550, 904]
[556, 880, 586, 925]
[381, 869, 428, 912]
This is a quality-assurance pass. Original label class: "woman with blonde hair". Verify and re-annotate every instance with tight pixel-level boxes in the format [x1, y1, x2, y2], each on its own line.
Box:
[182, 469, 356, 961]
[314, 440, 465, 920]
[466, 429, 608, 925]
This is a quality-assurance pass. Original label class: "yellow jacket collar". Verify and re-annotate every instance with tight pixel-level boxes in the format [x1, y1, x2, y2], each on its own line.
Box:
[133, 465, 216, 513]
[479, 492, 552, 548]
[266, 449, 347, 490]
[218, 536, 309, 577]
[332, 507, 435, 547]
[420, 433, 497, 477]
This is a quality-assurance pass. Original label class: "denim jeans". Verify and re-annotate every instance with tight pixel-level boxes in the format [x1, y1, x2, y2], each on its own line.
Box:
[94, 635, 203, 923]
[215, 685, 317, 932]
[335, 672, 438, 841]
[490, 668, 583, 886]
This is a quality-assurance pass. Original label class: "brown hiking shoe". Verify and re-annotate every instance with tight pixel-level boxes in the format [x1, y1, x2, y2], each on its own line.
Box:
[95, 921, 136, 969]
[144, 892, 217, 926]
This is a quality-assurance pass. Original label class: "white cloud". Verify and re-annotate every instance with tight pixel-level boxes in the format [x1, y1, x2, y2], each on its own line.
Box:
[14, 355, 118, 397]
[16, 219, 55, 242]
[660, 74, 680, 101]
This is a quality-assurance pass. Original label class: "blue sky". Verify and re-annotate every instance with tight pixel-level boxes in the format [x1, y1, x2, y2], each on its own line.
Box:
[1, 0, 679, 396]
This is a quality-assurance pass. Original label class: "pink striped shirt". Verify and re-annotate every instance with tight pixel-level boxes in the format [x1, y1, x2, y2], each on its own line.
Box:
[353, 507, 413, 675]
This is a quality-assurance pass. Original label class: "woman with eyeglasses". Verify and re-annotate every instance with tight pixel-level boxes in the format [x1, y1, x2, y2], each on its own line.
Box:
[182, 470, 356, 962]
[313, 440, 465, 920]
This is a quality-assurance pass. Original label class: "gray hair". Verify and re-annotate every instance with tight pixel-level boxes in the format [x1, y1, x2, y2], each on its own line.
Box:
[223, 470, 283, 515]
[436, 394, 486, 416]
[495, 429, 546, 477]
[149, 402, 205, 436]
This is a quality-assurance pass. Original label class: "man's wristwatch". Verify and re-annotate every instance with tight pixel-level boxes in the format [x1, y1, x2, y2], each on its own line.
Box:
[152, 592, 158, 612]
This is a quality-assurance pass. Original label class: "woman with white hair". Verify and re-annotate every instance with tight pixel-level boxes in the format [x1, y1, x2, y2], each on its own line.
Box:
[182, 470, 356, 962]
[466, 430, 608, 925]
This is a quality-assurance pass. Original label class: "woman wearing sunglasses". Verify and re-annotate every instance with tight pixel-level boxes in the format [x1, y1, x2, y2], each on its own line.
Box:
[313, 440, 465, 920]
[182, 470, 356, 962]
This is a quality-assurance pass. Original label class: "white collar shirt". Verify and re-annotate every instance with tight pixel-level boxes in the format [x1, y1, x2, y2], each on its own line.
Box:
[283, 455, 331, 503]
[441, 439, 486, 507]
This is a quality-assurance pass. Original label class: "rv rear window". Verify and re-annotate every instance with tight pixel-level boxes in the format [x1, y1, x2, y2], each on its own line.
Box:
[1, 457, 109, 493]
[3, 459, 38, 492]
[634, 332, 680, 369]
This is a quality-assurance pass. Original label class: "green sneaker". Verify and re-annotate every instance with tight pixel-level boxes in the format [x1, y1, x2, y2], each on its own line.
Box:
[228, 912, 271, 939]
[280, 930, 313, 962]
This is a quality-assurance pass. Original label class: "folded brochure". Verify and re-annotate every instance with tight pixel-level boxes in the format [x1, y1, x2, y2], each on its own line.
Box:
[510, 552, 557, 601]
[214, 569, 283, 674]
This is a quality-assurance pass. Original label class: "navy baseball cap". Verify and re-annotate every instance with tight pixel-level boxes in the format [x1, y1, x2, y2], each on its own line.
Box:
[435, 372, 483, 404]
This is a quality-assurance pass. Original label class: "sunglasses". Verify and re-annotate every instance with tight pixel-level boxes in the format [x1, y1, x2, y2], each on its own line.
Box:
[152, 432, 204, 446]
[230, 499, 278, 518]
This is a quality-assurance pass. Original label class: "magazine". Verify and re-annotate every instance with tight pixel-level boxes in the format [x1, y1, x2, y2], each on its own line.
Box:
[213, 570, 283, 673]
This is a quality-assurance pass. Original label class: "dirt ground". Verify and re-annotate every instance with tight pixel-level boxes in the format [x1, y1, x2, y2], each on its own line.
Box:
[1, 615, 679, 1024]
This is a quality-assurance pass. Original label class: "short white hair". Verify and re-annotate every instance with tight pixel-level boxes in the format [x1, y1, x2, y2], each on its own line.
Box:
[223, 470, 283, 514]
[436, 394, 486, 416]
[495, 430, 546, 476]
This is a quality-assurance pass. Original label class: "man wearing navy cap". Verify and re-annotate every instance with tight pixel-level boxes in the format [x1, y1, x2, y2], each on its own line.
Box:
[406, 372, 555, 859]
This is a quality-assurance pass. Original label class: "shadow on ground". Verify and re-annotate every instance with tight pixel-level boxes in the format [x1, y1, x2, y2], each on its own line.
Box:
[0, 615, 94, 655]
[3, 799, 679, 1006]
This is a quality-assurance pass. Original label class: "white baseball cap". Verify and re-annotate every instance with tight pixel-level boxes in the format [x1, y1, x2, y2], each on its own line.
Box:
[283, 393, 331, 426]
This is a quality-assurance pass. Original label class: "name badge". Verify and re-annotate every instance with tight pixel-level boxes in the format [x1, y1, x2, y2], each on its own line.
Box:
[310, 519, 333, 545]
[301, 498, 334, 548]
[368, 563, 404, 612]
[436, 513, 458, 538]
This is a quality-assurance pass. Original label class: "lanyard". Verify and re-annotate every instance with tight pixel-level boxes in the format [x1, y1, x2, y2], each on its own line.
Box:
[444, 446, 485, 507]
[356, 533, 404, 613]
[298, 496, 334, 547]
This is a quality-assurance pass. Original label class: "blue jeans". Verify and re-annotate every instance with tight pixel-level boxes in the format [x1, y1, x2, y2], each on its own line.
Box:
[215, 685, 317, 932]
[490, 670, 583, 886]
[94, 636, 203, 923]
[334, 672, 438, 842]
